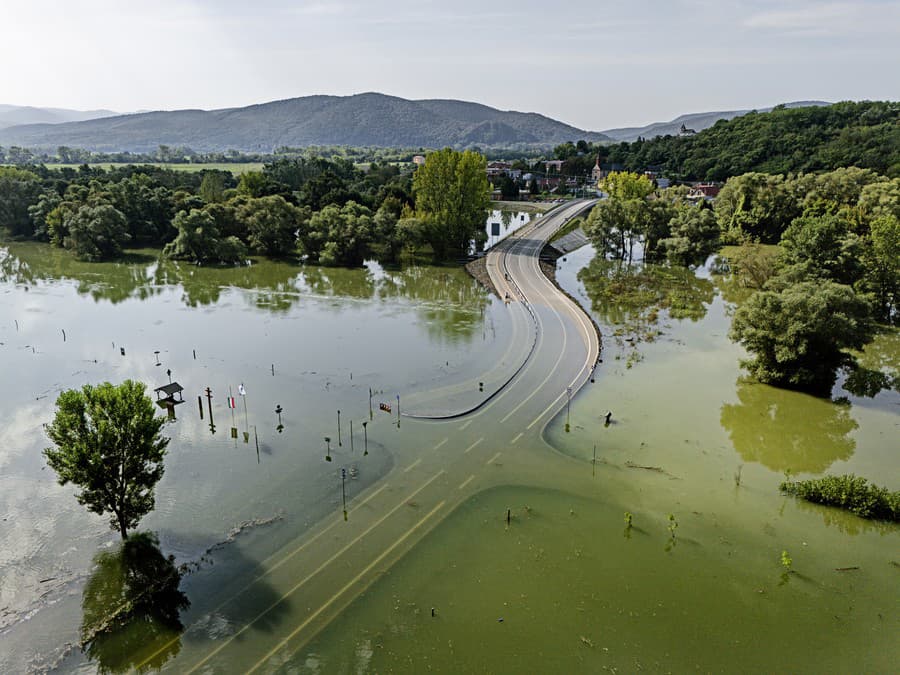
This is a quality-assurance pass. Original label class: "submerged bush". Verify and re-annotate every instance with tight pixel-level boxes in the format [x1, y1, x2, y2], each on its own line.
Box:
[780, 474, 899, 521]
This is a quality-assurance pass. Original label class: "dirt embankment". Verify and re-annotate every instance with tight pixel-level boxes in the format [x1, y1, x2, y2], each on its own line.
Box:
[466, 256, 499, 298]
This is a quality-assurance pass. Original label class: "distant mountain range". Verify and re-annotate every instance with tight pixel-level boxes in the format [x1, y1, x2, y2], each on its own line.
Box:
[600, 101, 831, 142]
[0, 95, 835, 152]
[0, 104, 118, 130]
[0, 93, 610, 152]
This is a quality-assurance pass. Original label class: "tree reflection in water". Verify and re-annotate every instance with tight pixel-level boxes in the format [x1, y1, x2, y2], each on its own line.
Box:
[81, 532, 188, 674]
[577, 257, 714, 326]
[720, 380, 857, 474]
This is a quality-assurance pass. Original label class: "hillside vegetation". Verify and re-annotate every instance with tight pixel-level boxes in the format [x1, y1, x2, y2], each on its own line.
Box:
[600, 101, 828, 142]
[0, 93, 608, 153]
[603, 102, 899, 180]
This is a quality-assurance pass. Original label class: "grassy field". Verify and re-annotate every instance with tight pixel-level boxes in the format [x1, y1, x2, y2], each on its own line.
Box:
[40, 162, 264, 175]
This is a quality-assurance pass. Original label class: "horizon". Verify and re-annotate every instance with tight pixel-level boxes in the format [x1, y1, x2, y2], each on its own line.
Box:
[3, 0, 898, 130]
[0, 92, 844, 134]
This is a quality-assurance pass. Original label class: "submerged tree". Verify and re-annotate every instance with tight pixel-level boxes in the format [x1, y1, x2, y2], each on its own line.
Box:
[729, 280, 874, 393]
[413, 148, 490, 259]
[44, 380, 170, 539]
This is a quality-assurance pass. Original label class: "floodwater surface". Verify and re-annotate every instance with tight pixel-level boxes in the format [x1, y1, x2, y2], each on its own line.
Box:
[0, 241, 897, 673]
[293, 245, 899, 673]
[0, 242, 506, 672]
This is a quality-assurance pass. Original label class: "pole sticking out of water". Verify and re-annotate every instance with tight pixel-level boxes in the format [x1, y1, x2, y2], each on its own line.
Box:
[198, 396, 204, 420]
[341, 467, 347, 521]
[350, 420, 354, 452]
[271, 363, 275, 376]
[193, 349, 197, 360]
[506, 509, 511, 526]
[61, 329, 66, 342]
[337, 410, 342, 447]
[14, 320, 18, 331]
[362, 421, 368, 456]
[592, 444, 596, 478]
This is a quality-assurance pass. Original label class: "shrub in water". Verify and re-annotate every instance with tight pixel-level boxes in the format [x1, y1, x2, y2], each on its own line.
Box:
[780, 474, 899, 522]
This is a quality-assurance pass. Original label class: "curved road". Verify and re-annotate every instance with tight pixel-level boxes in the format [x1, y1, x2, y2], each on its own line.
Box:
[146, 199, 601, 672]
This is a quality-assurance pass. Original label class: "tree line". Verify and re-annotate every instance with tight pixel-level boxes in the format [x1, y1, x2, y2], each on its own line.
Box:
[584, 167, 898, 394]
[601, 101, 899, 181]
[0, 148, 491, 265]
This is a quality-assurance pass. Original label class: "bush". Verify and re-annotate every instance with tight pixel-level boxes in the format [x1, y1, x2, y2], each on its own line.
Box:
[780, 474, 899, 521]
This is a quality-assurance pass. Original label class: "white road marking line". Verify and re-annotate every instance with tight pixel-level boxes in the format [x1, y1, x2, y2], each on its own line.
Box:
[247, 500, 447, 674]
[464, 437, 484, 453]
[186, 471, 446, 674]
[403, 458, 422, 473]
[458, 475, 476, 490]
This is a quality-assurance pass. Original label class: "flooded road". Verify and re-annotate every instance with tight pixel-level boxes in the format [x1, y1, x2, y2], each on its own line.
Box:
[0, 236, 897, 673]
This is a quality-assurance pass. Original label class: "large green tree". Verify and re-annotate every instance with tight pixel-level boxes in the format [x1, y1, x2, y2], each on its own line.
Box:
[714, 173, 800, 243]
[779, 214, 862, 285]
[585, 174, 673, 262]
[660, 204, 719, 266]
[304, 201, 374, 266]
[729, 281, 874, 393]
[413, 148, 490, 259]
[64, 203, 130, 261]
[44, 380, 170, 539]
[0, 167, 42, 237]
[239, 195, 300, 257]
[859, 215, 899, 323]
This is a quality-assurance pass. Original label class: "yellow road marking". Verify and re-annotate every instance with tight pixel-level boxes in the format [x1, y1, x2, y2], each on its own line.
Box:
[434, 437, 449, 450]
[486, 452, 502, 465]
[458, 475, 476, 490]
[464, 437, 483, 453]
[246, 500, 447, 673]
[403, 458, 422, 473]
[186, 471, 445, 674]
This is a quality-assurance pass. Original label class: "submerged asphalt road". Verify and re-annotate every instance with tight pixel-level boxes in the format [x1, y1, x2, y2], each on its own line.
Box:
[145, 199, 600, 672]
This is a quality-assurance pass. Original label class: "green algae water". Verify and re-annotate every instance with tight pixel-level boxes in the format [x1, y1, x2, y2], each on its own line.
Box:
[293, 245, 899, 673]
[1, 241, 897, 673]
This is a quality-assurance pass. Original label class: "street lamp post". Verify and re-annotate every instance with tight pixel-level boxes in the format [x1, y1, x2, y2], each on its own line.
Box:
[565, 386, 572, 432]
[324, 436, 332, 462]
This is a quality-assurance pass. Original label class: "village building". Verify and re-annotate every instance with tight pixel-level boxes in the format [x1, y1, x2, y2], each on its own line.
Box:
[687, 182, 720, 200]
[543, 159, 565, 173]
[591, 156, 605, 183]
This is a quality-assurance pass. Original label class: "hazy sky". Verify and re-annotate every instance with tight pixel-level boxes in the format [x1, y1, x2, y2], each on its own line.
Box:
[2, 0, 897, 130]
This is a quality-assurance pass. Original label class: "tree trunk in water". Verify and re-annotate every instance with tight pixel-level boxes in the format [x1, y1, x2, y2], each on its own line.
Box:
[117, 512, 128, 540]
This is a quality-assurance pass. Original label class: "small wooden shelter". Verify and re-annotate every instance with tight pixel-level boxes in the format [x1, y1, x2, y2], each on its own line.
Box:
[154, 382, 185, 407]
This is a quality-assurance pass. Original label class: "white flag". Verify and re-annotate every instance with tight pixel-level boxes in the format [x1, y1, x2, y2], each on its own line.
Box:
[238, 383, 246, 396]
